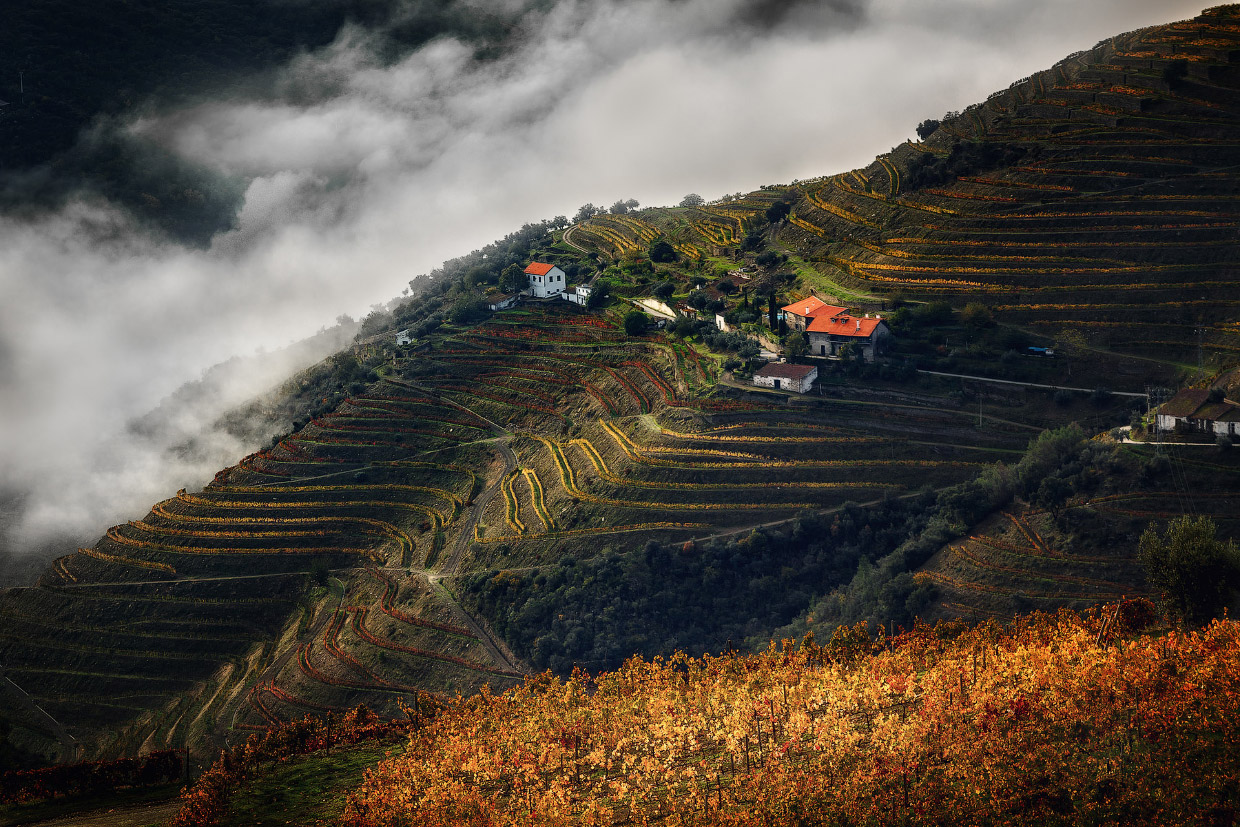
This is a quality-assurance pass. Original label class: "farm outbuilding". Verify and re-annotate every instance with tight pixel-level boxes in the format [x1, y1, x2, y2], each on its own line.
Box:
[1156, 389, 1240, 437]
[753, 362, 818, 393]
[564, 284, 593, 306]
[487, 292, 520, 311]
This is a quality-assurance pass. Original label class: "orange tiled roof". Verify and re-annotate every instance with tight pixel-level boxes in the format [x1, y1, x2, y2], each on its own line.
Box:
[807, 313, 885, 337]
[524, 262, 556, 276]
[781, 296, 844, 319]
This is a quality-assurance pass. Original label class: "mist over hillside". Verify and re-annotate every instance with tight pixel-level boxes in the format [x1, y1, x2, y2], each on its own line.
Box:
[0, 0, 1203, 558]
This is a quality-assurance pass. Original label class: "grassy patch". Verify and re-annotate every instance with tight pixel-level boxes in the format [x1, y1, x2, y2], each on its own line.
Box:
[220, 741, 400, 827]
[780, 248, 876, 303]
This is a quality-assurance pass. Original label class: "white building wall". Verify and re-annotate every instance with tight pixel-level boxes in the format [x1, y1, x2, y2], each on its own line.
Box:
[753, 368, 817, 393]
[529, 266, 566, 298]
[563, 285, 592, 305]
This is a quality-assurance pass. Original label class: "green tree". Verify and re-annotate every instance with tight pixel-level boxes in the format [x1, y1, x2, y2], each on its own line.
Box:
[586, 280, 611, 309]
[500, 263, 526, 293]
[784, 332, 807, 360]
[1035, 475, 1072, 520]
[672, 317, 697, 338]
[679, 193, 705, 207]
[653, 281, 675, 301]
[960, 302, 994, 330]
[624, 310, 649, 336]
[764, 200, 792, 224]
[448, 297, 487, 325]
[1138, 516, 1240, 625]
[916, 119, 940, 140]
[309, 558, 331, 587]
[649, 240, 677, 263]
[1055, 328, 1089, 377]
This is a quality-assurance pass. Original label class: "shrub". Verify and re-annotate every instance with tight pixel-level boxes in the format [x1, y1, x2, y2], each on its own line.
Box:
[649, 240, 677, 263]
[623, 310, 649, 336]
[1138, 516, 1240, 625]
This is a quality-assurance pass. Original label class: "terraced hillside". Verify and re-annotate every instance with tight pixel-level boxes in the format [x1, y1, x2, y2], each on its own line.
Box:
[0, 372, 526, 759]
[919, 441, 1240, 620]
[573, 6, 1240, 365]
[0, 298, 1100, 760]
[8, 8, 1240, 768]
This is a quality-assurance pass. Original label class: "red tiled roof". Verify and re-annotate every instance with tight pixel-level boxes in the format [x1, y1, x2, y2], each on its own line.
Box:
[781, 296, 844, 319]
[524, 262, 556, 276]
[754, 362, 817, 380]
[807, 313, 885, 337]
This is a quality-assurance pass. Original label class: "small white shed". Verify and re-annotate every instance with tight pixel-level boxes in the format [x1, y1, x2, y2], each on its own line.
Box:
[753, 362, 818, 393]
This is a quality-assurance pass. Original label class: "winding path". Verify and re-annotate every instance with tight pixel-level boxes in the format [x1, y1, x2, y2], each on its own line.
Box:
[560, 224, 591, 255]
[380, 376, 525, 674]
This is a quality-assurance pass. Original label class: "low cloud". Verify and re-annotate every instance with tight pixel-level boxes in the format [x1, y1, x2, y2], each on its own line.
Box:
[0, 0, 1203, 557]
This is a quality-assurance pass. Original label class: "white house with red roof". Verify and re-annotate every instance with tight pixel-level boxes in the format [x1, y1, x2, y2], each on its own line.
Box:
[806, 311, 890, 362]
[781, 296, 846, 331]
[525, 262, 566, 298]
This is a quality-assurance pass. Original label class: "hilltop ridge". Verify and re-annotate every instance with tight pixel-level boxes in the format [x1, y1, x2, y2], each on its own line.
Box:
[572, 5, 1240, 367]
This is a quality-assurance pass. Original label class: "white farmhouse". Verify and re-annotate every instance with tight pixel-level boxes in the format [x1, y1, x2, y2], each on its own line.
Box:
[395, 329, 413, 345]
[752, 362, 818, 393]
[525, 262, 566, 298]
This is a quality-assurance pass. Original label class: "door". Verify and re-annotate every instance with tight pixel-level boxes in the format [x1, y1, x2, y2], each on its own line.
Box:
[773, 379, 781, 390]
